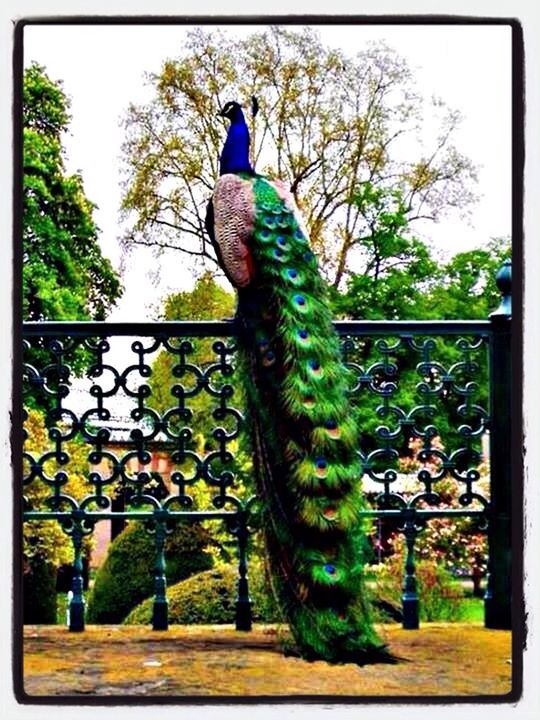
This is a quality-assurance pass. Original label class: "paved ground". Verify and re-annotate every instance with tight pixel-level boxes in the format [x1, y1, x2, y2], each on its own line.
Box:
[20, 623, 513, 701]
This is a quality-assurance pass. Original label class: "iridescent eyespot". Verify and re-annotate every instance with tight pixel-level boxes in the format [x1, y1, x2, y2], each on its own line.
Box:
[322, 505, 337, 520]
[308, 359, 320, 370]
[315, 457, 327, 477]
[273, 248, 284, 259]
[298, 328, 308, 339]
[287, 268, 298, 279]
[276, 236, 287, 247]
[295, 229, 304, 240]
[262, 350, 276, 367]
[324, 420, 341, 439]
[294, 294, 306, 306]
[323, 563, 336, 575]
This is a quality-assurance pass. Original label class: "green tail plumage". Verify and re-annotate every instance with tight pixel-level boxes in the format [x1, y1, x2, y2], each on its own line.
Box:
[224, 177, 394, 664]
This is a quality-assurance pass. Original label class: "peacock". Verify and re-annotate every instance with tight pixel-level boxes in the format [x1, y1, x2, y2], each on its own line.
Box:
[205, 99, 395, 665]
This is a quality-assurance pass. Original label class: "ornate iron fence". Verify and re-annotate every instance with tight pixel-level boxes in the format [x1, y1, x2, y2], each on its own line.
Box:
[19, 261, 513, 633]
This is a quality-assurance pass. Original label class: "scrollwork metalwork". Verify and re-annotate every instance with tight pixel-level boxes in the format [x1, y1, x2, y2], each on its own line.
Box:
[22, 319, 494, 631]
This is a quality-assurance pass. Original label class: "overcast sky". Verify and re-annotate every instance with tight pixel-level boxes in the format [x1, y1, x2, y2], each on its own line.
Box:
[23, 22, 512, 321]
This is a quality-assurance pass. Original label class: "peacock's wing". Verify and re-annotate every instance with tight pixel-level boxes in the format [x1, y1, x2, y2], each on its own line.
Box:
[207, 175, 254, 288]
[209, 173, 396, 665]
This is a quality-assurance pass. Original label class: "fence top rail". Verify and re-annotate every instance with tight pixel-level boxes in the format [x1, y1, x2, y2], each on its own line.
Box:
[22, 319, 493, 338]
[23, 507, 487, 521]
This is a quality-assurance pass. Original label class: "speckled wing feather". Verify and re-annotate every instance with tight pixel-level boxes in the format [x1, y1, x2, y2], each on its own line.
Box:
[209, 173, 395, 665]
[209, 175, 255, 288]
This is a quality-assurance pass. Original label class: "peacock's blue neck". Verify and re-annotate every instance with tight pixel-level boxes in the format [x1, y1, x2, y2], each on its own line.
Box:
[219, 112, 254, 176]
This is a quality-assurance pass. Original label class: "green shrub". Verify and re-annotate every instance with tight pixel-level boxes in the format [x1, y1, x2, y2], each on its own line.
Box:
[371, 555, 466, 623]
[87, 521, 214, 623]
[125, 558, 282, 625]
[24, 557, 57, 624]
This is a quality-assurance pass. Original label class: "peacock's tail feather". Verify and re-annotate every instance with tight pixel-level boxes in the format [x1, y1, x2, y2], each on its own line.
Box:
[211, 173, 396, 665]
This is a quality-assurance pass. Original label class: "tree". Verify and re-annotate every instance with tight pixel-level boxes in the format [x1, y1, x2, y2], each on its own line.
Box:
[330, 183, 438, 320]
[120, 27, 477, 287]
[23, 63, 122, 322]
[334, 231, 510, 471]
[423, 238, 511, 320]
[149, 271, 235, 413]
[332, 181, 509, 323]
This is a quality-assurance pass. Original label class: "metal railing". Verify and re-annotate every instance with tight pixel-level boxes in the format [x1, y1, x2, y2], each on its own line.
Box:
[19, 260, 513, 633]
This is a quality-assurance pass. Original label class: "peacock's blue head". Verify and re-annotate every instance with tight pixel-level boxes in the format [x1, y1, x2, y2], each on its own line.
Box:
[219, 101, 246, 123]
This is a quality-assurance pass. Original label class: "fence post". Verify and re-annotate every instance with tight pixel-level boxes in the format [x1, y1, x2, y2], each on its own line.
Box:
[401, 509, 420, 629]
[235, 511, 252, 631]
[484, 259, 512, 629]
[151, 518, 168, 631]
[68, 518, 85, 632]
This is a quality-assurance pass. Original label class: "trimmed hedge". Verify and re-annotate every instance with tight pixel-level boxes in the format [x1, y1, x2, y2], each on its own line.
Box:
[24, 558, 57, 624]
[124, 560, 282, 625]
[87, 521, 214, 623]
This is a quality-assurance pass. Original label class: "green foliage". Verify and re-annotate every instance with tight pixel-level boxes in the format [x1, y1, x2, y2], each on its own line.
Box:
[149, 271, 235, 414]
[124, 560, 281, 625]
[333, 182, 438, 320]
[371, 555, 467, 623]
[121, 27, 476, 287]
[23, 409, 94, 567]
[424, 239, 511, 320]
[148, 273, 254, 507]
[23, 63, 122, 322]
[336, 218, 510, 323]
[87, 520, 214, 623]
[331, 198, 510, 453]
[161, 270, 235, 322]
[23, 63, 122, 408]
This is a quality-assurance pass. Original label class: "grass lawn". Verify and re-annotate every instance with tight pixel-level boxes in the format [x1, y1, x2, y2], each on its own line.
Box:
[460, 596, 485, 622]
